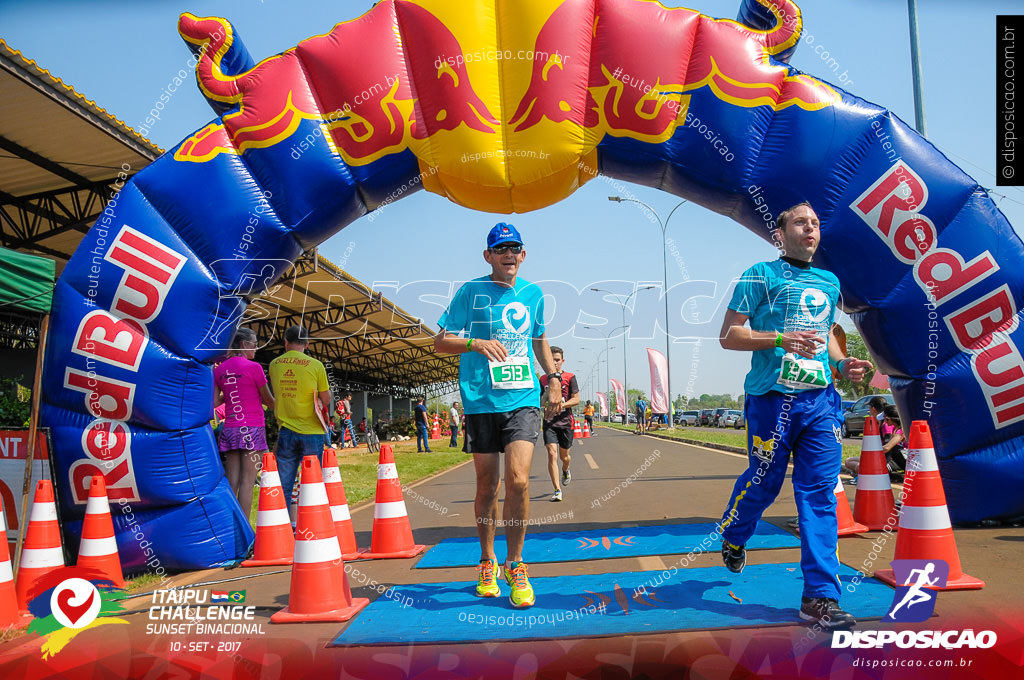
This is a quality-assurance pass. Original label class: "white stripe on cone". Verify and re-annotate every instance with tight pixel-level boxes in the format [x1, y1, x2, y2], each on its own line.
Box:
[0, 559, 11, 583]
[906, 449, 940, 472]
[29, 503, 58, 523]
[899, 504, 953, 531]
[257, 508, 291, 527]
[323, 467, 341, 483]
[78, 536, 117, 557]
[20, 547, 64, 568]
[857, 474, 893, 491]
[331, 504, 351, 522]
[85, 494, 110, 516]
[298, 482, 329, 507]
[862, 434, 883, 450]
[261, 471, 282, 488]
[294, 537, 342, 564]
[377, 464, 398, 480]
[374, 500, 408, 519]
[833, 477, 845, 494]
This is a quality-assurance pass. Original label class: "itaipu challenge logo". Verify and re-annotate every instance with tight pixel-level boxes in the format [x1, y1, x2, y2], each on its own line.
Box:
[25, 567, 128, 659]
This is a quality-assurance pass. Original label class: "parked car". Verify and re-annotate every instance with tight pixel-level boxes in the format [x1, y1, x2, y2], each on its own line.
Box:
[675, 410, 699, 426]
[842, 393, 895, 437]
[721, 410, 744, 429]
[698, 409, 714, 426]
[710, 407, 729, 427]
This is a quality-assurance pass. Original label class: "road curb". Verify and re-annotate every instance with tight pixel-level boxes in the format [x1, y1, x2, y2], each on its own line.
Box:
[595, 425, 747, 455]
[641, 431, 747, 455]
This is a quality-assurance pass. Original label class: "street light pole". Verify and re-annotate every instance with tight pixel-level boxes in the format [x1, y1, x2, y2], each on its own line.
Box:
[609, 196, 686, 425]
[591, 287, 653, 420]
[584, 323, 623, 419]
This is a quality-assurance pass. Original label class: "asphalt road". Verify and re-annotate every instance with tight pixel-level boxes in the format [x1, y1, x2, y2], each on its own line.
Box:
[5, 427, 1018, 677]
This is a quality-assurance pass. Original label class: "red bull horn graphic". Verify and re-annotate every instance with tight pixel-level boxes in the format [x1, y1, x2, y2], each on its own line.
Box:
[41, 0, 1024, 577]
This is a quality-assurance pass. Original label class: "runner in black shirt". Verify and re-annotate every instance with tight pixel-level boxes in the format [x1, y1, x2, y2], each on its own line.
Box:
[539, 347, 580, 501]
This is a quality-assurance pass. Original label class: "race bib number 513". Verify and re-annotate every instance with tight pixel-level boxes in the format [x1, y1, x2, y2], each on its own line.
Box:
[488, 357, 533, 390]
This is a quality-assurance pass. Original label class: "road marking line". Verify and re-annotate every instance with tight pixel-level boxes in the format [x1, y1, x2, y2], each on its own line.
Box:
[584, 453, 599, 469]
[636, 555, 667, 571]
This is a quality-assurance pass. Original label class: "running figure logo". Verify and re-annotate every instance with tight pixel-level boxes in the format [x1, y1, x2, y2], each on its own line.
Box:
[883, 559, 949, 622]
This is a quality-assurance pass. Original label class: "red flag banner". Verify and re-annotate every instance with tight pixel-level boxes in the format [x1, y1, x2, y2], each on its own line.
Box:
[647, 348, 669, 414]
[595, 392, 609, 418]
[609, 379, 626, 414]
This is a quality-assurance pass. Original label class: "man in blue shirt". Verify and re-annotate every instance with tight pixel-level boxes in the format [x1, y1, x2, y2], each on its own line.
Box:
[718, 202, 871, 629]
[414, 397, 431, 452]
[435, 222, 562, 610]
[634, 396, 648, 434]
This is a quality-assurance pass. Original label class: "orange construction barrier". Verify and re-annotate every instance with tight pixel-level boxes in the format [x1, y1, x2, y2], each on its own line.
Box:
[835, 476, 869, 537]
[322, 447, 363, 560]
[15, 480, 65, 609]
[874, 421, 984, 591]
[242, 453, 295, 567]
[271, 456, 369, 623]
[76, 475, 124, 588]
[0, 496, 30, 629]
[362, 445, 425, 559]
[853, 416, 896, 530]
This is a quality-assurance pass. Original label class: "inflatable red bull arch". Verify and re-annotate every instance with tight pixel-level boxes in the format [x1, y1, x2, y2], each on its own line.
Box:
[43, 0, 1024, 571]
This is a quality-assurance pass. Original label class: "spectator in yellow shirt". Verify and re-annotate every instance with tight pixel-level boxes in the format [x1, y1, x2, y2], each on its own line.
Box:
[269, 325, 331, 515]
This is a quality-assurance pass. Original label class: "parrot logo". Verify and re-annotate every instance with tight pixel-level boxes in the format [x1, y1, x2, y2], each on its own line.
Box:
[751, 435, 776, 463]
[799, 288, 830, 323]
[501, 302, 530, 335]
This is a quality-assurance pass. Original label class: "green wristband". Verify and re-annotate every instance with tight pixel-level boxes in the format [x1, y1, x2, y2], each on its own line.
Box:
[775, 332, 784, 348]
[466, 338, 474, 351]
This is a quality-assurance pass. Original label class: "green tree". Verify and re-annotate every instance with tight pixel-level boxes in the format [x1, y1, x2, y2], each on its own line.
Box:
[834, 331, 882, 399]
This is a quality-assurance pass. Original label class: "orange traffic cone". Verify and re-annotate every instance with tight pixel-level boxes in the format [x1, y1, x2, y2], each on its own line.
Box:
[853, 416, 896, 530]
[76, 475, 124, 588]
[430, 415, 440, 440]
[15, 480, 65, 609]
[582, 419, 591, 438]
[271, 456, 369, 623]
[242, 453, 294, 567]
[0, 497, 30, 629]
[322, 447, 363, 561]
[362, 445, 425, 559]
[572, 417, 583, 439]
[874, 421, 984, 591]
[835, 476, 868, 536]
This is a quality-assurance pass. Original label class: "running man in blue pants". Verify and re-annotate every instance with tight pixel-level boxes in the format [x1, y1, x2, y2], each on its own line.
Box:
[718, 202, 871, 629]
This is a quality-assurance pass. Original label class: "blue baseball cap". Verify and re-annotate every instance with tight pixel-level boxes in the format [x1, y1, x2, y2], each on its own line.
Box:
[487, 222, 524, 249]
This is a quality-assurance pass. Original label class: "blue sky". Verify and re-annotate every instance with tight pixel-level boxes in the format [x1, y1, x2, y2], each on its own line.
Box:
[3, 0, 1022, 402]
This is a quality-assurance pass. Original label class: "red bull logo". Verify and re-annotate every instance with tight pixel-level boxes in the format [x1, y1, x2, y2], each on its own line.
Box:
[172, 0, 841, 210]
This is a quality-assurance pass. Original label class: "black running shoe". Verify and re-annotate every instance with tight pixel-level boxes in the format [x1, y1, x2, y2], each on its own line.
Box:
[721, 542, 746, 573]
[799, 597, 857, 628]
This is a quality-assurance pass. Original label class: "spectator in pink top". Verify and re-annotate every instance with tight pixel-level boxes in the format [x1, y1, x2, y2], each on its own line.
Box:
[214, 327, 275, 511]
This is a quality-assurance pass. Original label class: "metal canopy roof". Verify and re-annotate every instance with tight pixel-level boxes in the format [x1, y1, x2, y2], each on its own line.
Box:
[0, 41, 456, 393]
[0, 38, 161, 267]
[249, 253, 458, 394]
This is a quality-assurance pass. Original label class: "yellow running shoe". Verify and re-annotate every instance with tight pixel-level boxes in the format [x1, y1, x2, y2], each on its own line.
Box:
[476, 559, 501, 598]
[503, 561, 535, 608]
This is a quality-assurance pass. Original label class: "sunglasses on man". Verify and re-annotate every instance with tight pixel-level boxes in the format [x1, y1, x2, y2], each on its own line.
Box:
[490, 245, 523, 254]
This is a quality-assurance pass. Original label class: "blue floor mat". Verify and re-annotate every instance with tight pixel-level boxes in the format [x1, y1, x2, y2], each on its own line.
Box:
[332, 563, 893, 645]
[415, 521, 800, 568]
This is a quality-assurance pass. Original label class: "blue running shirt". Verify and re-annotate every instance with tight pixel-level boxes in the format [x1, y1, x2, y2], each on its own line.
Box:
[439, 276, 546, 414]
[728, 259, 842, 396]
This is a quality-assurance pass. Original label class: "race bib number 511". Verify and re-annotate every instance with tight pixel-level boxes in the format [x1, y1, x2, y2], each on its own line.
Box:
[777, 354, 828, 390]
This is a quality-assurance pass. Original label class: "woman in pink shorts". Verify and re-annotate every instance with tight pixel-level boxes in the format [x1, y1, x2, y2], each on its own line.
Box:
[214, 328, 275, 511]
